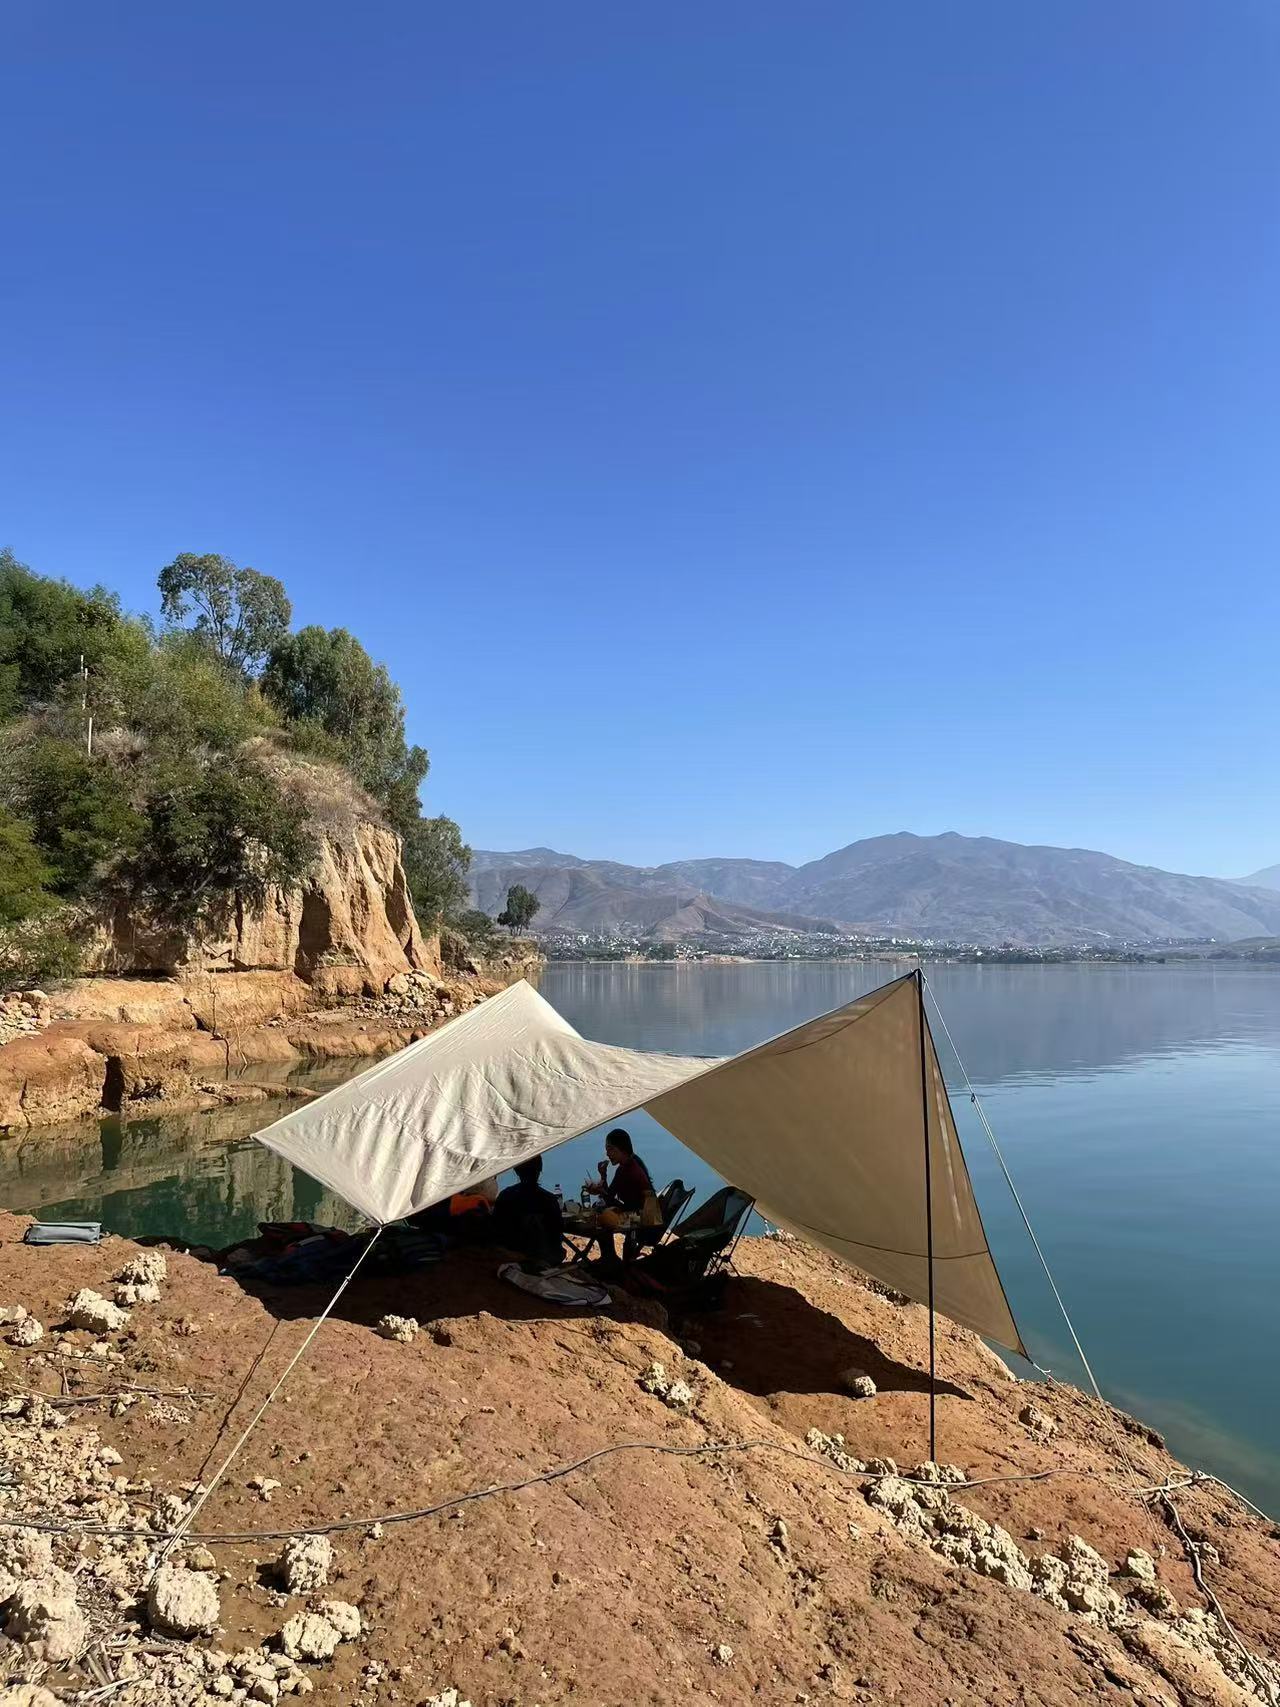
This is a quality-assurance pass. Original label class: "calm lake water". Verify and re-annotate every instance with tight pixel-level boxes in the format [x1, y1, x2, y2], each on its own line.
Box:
[5, 960, 1278, 1514]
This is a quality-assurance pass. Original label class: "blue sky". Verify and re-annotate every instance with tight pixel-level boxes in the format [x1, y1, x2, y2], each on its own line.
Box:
[3, 2, 1278, 877]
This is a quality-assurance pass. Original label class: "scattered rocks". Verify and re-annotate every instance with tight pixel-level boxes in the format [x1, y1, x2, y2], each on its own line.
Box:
[280, 1534, 334, 1593]
[804, 1428, 867, 1474]
[147, 1562, 221, 1636]
[421, 1692, 472, 1707]
[912, 1461, 967, 1485]
[66, 1287, 130, 1333]
[376, 1313, 418, 1343]
[5, 1567, 89, 1661]
[251, 1474, 283, 1500]
[863, 1476, 1137, 1628]
[1019, 1402, 1059, 1439]
[638, 1361, 695, 1410]
[840, 1368, 878, 1399]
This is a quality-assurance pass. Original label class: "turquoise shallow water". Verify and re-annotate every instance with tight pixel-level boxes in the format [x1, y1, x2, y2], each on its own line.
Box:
[5, 960, 1278, 1514]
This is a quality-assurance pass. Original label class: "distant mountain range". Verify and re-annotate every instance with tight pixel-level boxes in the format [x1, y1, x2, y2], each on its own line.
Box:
[1238, 864, 1280, 892]
[470, 832, 1280, 947]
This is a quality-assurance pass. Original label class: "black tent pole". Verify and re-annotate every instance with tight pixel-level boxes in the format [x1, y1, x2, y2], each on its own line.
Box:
[916, 966, 937, 1462]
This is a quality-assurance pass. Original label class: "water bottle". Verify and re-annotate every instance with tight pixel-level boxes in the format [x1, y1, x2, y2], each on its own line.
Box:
[554, 1183, 564, 1208]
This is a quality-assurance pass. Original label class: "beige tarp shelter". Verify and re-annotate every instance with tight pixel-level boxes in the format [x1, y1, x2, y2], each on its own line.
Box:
[256, 972, 1025, 1355]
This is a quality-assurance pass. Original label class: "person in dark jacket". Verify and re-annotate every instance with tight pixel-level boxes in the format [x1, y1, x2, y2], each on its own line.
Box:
[493, 1156, 564, 1269]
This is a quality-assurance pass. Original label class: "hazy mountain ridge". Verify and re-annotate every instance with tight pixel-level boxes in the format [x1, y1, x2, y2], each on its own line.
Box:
[470, 833, 1280, 946]
[1237, 863, 1280, 892]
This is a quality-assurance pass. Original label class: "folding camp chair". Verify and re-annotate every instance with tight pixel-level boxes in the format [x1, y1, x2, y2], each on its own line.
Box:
[622, 1177, 696, 1263]
[628, 1185, 754, 1309]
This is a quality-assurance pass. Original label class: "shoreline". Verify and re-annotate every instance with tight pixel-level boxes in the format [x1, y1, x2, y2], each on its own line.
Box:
[0, 1214, 1275, 1703]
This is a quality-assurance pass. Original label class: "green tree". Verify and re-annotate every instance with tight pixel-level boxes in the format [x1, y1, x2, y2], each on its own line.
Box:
[0, 548, 142, 719]
[0, 808, 53, 926]
[402, 814, 472, 925]
[125, 753, 315, 927]
[157, 553, 292, 675]
[497, 883, 541, 933]
[261, 625, 427, 812]
[0, 733, 144, 896]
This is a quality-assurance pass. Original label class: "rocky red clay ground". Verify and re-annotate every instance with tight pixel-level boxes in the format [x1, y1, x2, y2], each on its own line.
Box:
[0, 1212, 1277, 1706]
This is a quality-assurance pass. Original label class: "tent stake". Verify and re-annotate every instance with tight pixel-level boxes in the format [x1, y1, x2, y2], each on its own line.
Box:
[915, 967, 937, 1462]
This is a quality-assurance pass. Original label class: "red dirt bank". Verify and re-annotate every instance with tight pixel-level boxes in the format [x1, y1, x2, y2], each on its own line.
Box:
[0, 1217, 1277, 1706]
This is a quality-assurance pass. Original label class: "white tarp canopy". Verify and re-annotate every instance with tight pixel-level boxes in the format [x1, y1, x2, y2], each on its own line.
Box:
[255, 973, 1026, 1354]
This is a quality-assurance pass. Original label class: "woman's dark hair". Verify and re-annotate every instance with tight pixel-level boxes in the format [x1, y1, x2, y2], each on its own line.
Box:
[605, 1127, 634, 1156]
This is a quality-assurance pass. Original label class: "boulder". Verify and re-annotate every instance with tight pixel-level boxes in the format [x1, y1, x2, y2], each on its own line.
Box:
[376, 1314, 417, 1343]
[9, 1316, 43, 1346]
[1124, 1547, 1158, 1583]
[840, 1368, 878, 1398]
[279, 1535, 333, 1593]
[0, 1031, 106, 1129]
[116, 1249, 167, 1286]
[147, 1563, 221, 1637]
[5, 1568, 88, 1661]
[66, 1289, 130, 1332]
[280, 1611, 340, 1662]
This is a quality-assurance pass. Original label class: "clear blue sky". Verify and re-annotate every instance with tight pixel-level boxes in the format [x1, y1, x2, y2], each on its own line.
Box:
[4, 3, 1278, 877]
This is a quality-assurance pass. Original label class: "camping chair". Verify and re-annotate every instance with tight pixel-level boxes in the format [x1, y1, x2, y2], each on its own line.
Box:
[628, 1186, 754, 1309]
[622, 1178, 695, 1263]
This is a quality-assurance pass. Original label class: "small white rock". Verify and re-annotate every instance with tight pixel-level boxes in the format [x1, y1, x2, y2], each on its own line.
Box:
[375, 1313, 417, 1343]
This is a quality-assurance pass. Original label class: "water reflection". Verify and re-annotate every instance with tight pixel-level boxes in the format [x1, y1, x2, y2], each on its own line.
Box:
[543, 959, 1280, 1084]
[0, 1088, 363, 1247]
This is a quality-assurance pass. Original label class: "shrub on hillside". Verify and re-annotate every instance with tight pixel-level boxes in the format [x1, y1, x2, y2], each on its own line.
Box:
[0, 908, 83, 991]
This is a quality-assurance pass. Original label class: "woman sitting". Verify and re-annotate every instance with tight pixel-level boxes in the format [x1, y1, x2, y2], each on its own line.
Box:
[582, 1129, 655, 1267]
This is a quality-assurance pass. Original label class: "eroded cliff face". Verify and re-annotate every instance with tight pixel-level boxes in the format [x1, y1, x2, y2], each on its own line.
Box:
[84, 818, 434, 997]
